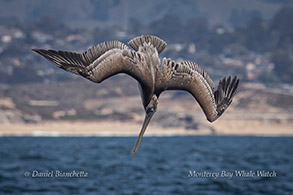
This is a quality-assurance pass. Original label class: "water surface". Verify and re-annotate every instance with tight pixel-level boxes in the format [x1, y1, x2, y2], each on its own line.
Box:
[0, 136, 292, 194]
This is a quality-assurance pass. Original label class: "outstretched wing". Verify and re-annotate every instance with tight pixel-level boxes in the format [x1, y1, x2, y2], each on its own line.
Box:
[32, 40, 148, 86]
[162, 58, 239, 122]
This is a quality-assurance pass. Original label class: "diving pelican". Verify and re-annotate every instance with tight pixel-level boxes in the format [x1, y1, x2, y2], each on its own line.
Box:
[32, 35, 239, 156]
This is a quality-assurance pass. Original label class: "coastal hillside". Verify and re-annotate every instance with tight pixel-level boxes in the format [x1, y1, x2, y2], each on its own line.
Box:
[1, 77, 292, 135]
[0, 0, 290, 27]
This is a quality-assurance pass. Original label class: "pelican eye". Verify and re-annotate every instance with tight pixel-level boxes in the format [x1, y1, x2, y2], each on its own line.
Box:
[147, 107, 155, 113]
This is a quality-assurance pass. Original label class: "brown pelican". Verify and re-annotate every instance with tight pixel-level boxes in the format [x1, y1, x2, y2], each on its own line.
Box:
[32, 35, 239, 156]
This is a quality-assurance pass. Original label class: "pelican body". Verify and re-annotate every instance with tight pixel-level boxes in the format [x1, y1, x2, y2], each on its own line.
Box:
[32, 35, 239, 156]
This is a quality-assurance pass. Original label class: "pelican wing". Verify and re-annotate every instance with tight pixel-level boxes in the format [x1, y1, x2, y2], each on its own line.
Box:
[32, 41, 147, 86]
[163, 58, 239, 122]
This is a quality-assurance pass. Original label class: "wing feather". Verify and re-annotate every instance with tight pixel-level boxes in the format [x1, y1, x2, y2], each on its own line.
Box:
[32, 41, 148, 86]
[163, 58, 239, 122]
[128, 35, 167, 54]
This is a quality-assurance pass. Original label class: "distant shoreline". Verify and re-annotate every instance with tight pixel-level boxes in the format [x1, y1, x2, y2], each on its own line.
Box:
[1, 133, 292, 137]
[1, 120, 292, 137]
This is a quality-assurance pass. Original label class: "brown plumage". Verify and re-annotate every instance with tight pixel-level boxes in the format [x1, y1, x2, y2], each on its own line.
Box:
[32, 35, 239, 156]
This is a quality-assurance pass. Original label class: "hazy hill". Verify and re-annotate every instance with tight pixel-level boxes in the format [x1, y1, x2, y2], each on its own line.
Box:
[0, 0, 291, 28]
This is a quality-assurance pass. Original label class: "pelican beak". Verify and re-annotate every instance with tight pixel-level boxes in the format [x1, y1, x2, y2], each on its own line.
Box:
[132, 111, 155, 156]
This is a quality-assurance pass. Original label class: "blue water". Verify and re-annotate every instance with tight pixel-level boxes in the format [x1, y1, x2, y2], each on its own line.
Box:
[0, 136, 292, 194]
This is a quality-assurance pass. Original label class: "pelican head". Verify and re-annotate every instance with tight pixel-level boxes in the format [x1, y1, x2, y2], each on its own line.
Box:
[145, 95, 158, 114]
[132, 95, 158, 156]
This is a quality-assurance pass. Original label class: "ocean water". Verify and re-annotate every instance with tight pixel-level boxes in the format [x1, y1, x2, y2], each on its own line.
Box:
[0, 136, 292, 195]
